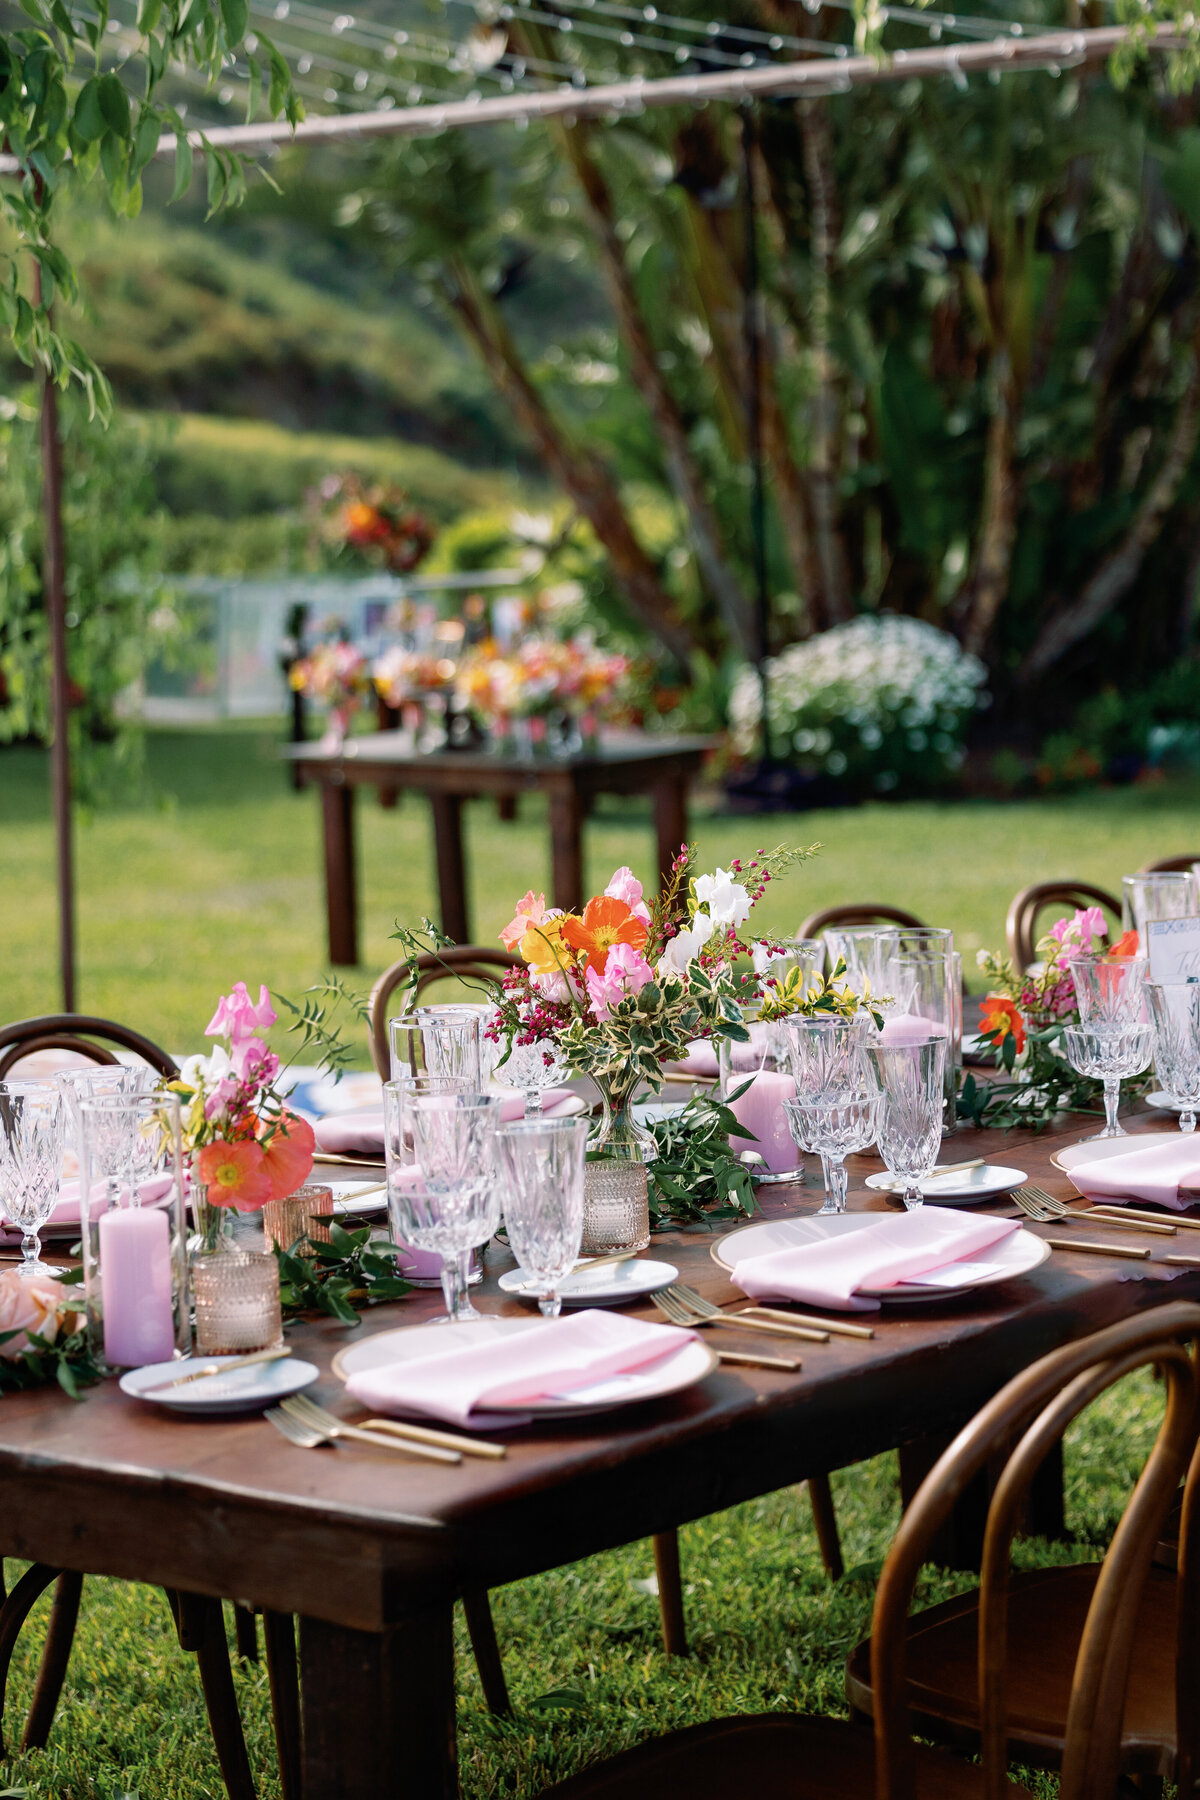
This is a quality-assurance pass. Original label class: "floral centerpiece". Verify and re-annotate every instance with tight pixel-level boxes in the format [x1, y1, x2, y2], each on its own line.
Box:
[455, 634, 630, 756]
[169, 983, 316, 1249]
[962, 909, 1142, 1129]
[311, 471, 435, 575]
[288, 638, 370, 751]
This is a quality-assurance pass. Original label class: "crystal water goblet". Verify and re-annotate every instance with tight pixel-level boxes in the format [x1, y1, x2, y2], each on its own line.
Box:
[0, 1080, 67, 1277]
[388, 1089, 501, 1323]
[497, 1115, 587, 1316]
[1062, 1023, 1155, 1139]
[785, 1014, 871, 1094]
[493, 1037, 569, 1118]
[1147, 981, 1200, 1132]
[783, 1089, 880, 1215]
[1069, 952, 1148, 1030]
[867, 1037, 948, 1210]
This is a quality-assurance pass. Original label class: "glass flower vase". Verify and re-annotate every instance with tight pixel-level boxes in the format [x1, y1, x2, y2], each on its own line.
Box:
[582, 1091, 652, 1255]
[190, 1180, 238, 1256]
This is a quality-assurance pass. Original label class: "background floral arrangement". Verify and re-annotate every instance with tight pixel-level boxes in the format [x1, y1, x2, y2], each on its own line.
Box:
[310, 471, 436, 575]
[730, 616, 988, 795]
[454, 634, 630, 729]
[287, 637, 370, 719]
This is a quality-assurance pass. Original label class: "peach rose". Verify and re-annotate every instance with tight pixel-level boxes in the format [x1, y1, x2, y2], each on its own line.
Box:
[0, 1270, 74, 1359]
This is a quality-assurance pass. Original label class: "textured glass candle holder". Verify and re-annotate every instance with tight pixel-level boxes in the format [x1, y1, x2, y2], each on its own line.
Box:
[192, 1250, 283, 1355]
[261, 1185, 334, 1257]
[581, 1159, 650, 1255]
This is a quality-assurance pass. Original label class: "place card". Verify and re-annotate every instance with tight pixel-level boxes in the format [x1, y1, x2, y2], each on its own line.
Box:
[1146, 916, 1200, 982]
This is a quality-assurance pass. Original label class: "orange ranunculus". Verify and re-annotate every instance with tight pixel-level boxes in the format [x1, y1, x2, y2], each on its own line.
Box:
[259, 1111, 316, 1204]
[520, 913, 578, 979]
[978, 994, 1026, 1055]
[195, 1138, 274, 1211]
[1108, 929, 1140, 959]
[560, 895, 648, 976]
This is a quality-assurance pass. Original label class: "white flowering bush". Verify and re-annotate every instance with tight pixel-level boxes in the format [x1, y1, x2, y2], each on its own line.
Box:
[729, 615, 988, 795]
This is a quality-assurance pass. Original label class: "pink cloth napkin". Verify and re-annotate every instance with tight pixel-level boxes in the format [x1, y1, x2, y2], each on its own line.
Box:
[314, 1091, 576, 1158]
[731, 1209, 1021, 1313]
[0, 1174, 172, 1239]
[1068, 1138, 1200, 1211]
[345, 1310, 697, 1426]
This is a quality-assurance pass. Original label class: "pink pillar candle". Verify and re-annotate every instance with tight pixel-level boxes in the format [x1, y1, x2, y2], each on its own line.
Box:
[387, 1163, 451, 1282]
[99, 1205, 176, 1368]
[880, 1014, 946, 1046]
[727, 1069, 800, 1176]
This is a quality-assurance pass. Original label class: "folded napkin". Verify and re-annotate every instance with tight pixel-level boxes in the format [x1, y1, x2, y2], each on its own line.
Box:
[732, 1209, 1021, 1313]
[1068, 1137, 1200, 1211]
[345, 1310, 697, 1426]
[0, 1174, 173, 1238]
[314, 1090, 576, 1158]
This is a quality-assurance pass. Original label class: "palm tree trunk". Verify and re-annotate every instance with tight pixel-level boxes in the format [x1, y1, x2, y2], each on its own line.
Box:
[1023, 330, 1200, 679]
[444, 260, 694, 667]
[550, 116, 758, 659]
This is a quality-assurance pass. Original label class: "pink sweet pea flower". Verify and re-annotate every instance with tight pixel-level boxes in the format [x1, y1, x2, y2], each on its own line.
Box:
[233, 1037, 281, 1086]
[604, 865, 651, 924]
[500, 890, 548, 952]
[205, 982, 277, 1045]
[1050, 906, 1109, 963]
[203, 1076, 241, 1123]
[585, 942, 654, 1020]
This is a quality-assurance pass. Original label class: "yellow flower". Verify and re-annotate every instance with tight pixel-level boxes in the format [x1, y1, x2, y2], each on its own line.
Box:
[520, 914, 578, 979]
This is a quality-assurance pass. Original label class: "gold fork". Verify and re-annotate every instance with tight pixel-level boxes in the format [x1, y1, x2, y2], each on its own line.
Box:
[660, 1282, 824, 1342]
[273, 1396, 461, 1463]
[1013, 1186, 1175, 1233]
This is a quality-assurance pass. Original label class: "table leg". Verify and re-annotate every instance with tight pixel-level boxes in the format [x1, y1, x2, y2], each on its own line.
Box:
[430, 794, 470, 944]
[300, 1608, 456, 1800]
[321, 781, 359, 967]
[548, 785, 584, 912]
[653, 776, 688, 893]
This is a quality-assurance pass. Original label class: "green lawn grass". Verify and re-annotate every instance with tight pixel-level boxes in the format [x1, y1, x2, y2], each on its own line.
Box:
[0, 731, 1184, 1796]
[2, 725, 1198, 1058]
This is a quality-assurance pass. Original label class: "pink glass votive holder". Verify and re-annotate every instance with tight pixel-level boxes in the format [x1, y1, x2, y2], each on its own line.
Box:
[261, 1185, 334, 1257]
[192, 1250, 283, 1355]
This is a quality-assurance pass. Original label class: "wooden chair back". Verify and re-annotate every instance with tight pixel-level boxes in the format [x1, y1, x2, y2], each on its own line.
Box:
[797, 903, 924, 944]
[869, 1301, 1200, 1800]
[1005, 881, 1121, 973]
[1139, 854, 1200, 874]
[0, 1014, 176, 1081]
[367, 947, 519, 1077]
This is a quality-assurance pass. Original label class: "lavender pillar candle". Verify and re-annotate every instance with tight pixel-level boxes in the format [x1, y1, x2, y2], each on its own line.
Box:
[727, 1069, 800, 1175]
[99, 1205, 176, 1368]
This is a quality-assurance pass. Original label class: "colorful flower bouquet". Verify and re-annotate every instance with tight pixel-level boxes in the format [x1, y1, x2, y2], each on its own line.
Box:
[962, 909, 1144, 1129]
[312, 471, 435, 575]
[288, 638, 371, 751]
[169, 983, 315, 1248]
[455, 634, 630, 756]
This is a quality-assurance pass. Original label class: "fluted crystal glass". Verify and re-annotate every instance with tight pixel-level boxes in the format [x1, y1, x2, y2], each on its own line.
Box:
[0, 1080, 66, 1277]
[867, 1037, 947, 1210]
[498, 1115, 587, 1316]
[1069, 952, 1148, 1031]
[492, 1037, 569, 1118]
[1147, 981, 1200, 1132]
[1063, 1023, 1155, 1139]
[387, 1089, 501, 1323]
[783, 1089, 880, 1215]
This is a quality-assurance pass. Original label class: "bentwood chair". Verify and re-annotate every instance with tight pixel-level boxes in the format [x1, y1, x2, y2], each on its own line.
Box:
[1140, 854, 1200, 874]
[539, 1302, 1200, 1800]
[844, 1307, 1200, 1790]
[366, 945, 520, 1079]
[798, 902, 924, 946]
[0, 1013, 283, 1800]
[1005, 881, 1121, 974]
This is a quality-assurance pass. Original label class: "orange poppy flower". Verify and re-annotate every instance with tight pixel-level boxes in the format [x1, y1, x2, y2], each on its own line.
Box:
[195, 1138, 274, 1211]
[978, 994, 1026, 1055]
[561, 895, 648, 976]
[1108, 929, 1140, 959]
[259, 1111, 316, 1204]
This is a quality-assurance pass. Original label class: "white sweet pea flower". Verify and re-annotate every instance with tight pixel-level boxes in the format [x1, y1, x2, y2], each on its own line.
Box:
[694, 867, 752, 929]
[657, 911, 716, 977]
[177, 1045, 233, 1091]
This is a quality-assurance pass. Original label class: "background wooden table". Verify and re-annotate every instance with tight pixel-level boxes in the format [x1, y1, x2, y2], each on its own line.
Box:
[0, 1107, 1193, 1798]
[285, 732, 712, 964]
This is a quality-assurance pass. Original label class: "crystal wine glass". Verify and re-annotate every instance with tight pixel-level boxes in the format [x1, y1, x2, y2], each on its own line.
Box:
[1062, 1023, 1155, 1139]
[493, 1036, 569, 1118]
[1147, 981, 1200, 1132]
[0, 1080, 66, 1277]
[1069, 952, 1148, 1030]
[867, 1036, 948, 1210]
[388, 1089, 501, 1323]
[783, 1089, 880, 1215]
[497, 1115, 587, 1316]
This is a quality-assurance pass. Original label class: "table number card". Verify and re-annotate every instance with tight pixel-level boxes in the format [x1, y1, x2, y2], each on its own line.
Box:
[1146, 916, 1200, 981]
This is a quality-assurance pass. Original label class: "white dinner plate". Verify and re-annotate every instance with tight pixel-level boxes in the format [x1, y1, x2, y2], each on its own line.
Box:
[120, 1355, 319, 1416]
[330, 1316, 717, 1418]
[1049, 1135, 1177, 1175]
[498, 1258, 678, 1307]
[864, 1164, 1027, 1204]
[710, 1211, 1049, 1303]
[1145, 1091, 1192, 1114]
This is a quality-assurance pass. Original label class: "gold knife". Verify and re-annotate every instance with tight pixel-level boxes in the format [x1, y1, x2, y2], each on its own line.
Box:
[140, 1346, 292, 1393]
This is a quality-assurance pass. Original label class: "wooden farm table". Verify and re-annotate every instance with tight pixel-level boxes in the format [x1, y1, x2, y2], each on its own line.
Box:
[1, 1107, 1196, 1799]
[284, 732, 713, 965]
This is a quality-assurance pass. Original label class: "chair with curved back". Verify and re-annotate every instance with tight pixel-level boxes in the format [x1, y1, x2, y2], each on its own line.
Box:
[843, 1305, 1200, 1790]
[798, 902, 924, 945]
[0, 1014, 286, 1800]
[537, 1301, 1200, 1800]
[367, 950, 845, 1696]
[1005, 881, 1122, 974]
[1140, 854, 1200, 874]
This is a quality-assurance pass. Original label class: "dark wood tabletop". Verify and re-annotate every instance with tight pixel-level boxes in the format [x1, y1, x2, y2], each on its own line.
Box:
[283, 731, 714, 963]
[1, 1102, 1194, 1798]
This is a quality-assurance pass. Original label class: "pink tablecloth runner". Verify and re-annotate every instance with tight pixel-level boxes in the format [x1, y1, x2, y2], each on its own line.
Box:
[731, 1209, 1020, 1313]
[345, 1310, 696, 1426]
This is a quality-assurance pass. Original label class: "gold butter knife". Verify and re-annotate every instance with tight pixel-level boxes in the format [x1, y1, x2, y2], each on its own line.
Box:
[140, 1346, 292, 1393]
